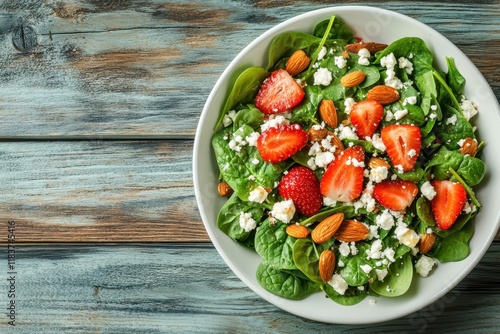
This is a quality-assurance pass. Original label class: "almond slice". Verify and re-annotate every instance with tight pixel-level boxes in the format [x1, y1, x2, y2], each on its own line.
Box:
[345, 42, 388, 54]
[319, 99, 338, 128]
[319, 249, 336, 282]
[419, 233, 436, 254]
[333, 219, 369, 242]
[311, 213, 344, 244]
[367, 85, 400, 105]
[340, 71, 366, 88]
[285, 224, 310, 239]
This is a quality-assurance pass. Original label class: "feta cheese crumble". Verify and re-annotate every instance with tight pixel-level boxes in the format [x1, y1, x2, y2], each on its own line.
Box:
[248, 186, 268, 204]
[415, 255, 436, 277]
[271, 199, 295, 224]
[328, 274, 348, 295]
[313, 67, 333, 86]
[239, 212, 257, 232]
[334, 55, 347, 69]
[420, 181, 437, 201]
[357, 48, 371, 65]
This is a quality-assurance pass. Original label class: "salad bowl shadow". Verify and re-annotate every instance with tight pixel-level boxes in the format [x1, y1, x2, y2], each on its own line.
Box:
[193, 6, 500, 324]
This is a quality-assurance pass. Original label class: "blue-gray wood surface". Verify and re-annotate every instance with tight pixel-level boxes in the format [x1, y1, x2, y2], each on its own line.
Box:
[0, 0, 498, 332]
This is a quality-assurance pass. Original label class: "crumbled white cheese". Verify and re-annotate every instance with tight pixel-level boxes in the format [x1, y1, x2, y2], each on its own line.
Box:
[360, 264, 373, 274]
[403, 96, 417, 106]
[358, 49, 370, 65]
[336, 124, 359, 140]
[394, 109, 408, 121]
[344, 98, 356, 114]
[398, 56, 414, 74]
[271, 199, 296, 224]
[323, 197, 337, 207]
[366, 133, 386, 152]
[350, 242, 358, 255]
[446, 114, 458, 125]
[239, 212, 257, 232]
[376, 268, 388, 282]
[380, 53, 397, 68]
[248, 186, 268, 204]
[251, 158, 260, 165]
[328, 274, 348, 295]
[384, 248, 396, 262]
[370, 166, 388, 183]
[315, 151, 335, 168]
[415, 255, 436, 277]
[317, 46, 327, 60]
[408, 149, 417, 158]
[334, 55, 347, 69]
[400, 229, 420, 248]
[367, 239, 383, 259]
[376, 210, 395, 230]
[430, 105, 438, 111]
[223, 110, 237, 127]
[339, 242, 351, 257]
[245, 132, 260, 147]
[313, 67, 333, 86]
[385, 110, 394, 122]
[420, 181, 437, 201]
[260, 114, 289, 132]
[460, 96, 478, 120]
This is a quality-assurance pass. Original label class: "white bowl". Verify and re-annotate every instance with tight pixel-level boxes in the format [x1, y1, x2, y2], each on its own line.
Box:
[193, 6, 500, 324]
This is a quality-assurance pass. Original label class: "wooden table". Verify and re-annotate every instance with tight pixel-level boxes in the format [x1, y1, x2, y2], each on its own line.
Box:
[1, 1, 499, 332]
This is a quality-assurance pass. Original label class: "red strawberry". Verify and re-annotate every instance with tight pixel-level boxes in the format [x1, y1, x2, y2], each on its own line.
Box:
[320, 146, 365, 202]
[349, 100, 384, 138]
[431, 180, 467, 230]
[373, 180, 419, 211]
[381, 124, 421, 172]
[257, 124, 307, 163]
[255, 69, 305, 114]
[278, 166, 322, 217]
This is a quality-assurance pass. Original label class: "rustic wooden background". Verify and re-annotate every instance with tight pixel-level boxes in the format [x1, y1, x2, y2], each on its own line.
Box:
[0, 0, 498, 332]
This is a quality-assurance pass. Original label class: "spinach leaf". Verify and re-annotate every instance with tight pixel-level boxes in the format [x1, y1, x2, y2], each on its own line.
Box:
[256, 261, 320, 300]
[293, 238, 323, 283]
[369, 253, 413, 297]
[430, 219, 474, 262]
[435, 106, 475, 150]
[212, 125, 288, 201]
[217, 193, 265, 242]
[313, 16, 354, 41]
[290, 85, 323, 125]
[255, 219, 298, 270]
[322, 283, 368, 306]
[434, 211, 476, 239]
[445, 57, 466, 96]
[394, 166, 425, 182]
[322, 82, 348, 101]
[267, 32, 321, 70]
[416, 197, 436, 227]
[215, 66, 268, 130]
[341, 244, 373, 286]
[375, 37, 434, 76]
[425, 146, 486, 186]
[232, 105, 264, 131]
[300, 204, 357, 226]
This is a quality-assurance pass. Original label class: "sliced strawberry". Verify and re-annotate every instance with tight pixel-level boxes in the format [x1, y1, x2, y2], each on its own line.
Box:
[278, 166, 322, 217]
[255, 69, 305, 114]
[349, 100, 384, 138]
[320, 146, 365, 202]
[381, 124, 421, 172]
[257, 124, 307, 163]
[431, 180, 467, 230]
[373, 180, 419, 211]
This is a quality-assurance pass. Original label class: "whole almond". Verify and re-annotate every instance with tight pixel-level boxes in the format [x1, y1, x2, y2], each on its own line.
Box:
[367, 85, 400, 105]
[312, 213, 344, 244]
[308, 127, 328, 143]
[459, 137, 478, 156]
[286, 50, 311, 76]
[326, 131, 344, 156]
[368, 157, 391, 169]
[333, 219, 369, 242]
[419, 233, 436, 254]
[319, 249, 336, 283]
[218, 181, 233, 197]
[340, 71, 366, 88]
[345, 42, 388, 54]
[286, 224, 310, 239]
[319, 99, 338, 128]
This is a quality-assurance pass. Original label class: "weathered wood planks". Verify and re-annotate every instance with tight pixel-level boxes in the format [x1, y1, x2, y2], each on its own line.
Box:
[0, 140, 208, 243]
[0, 1, 498, 137]
[0, 243, 498, 332]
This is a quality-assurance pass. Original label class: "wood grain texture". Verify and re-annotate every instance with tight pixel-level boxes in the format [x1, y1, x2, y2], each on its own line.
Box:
[1, 140, 498, 243]
[0, 243, 498, 333]
[0, 140, 208, 243]
[0, 1, 498, 137]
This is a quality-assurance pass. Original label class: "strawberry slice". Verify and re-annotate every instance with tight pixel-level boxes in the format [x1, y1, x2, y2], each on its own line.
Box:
[320, 146, 365, 202]
[381, 124, 421, 172]
[373, 179, 419, 211]
[349, 100, 384, 138]
[257, 124, 307, 163]
[431, 180, 467, 230]
[278, 166, 322, 217]
[255, 69, 305, 114]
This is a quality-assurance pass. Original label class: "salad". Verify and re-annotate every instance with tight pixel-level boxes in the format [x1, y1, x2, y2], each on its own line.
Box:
[211, 15, 486, 305]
